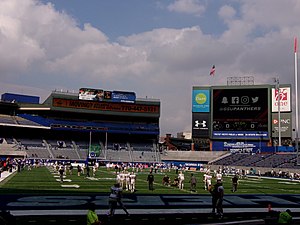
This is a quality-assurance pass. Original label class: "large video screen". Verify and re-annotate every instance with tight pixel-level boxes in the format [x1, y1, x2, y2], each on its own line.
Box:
[212, 87, 269, 139]
[79, 88, 136, 103]
[111, 91, 136, 103]
[79, 88, 104, 101]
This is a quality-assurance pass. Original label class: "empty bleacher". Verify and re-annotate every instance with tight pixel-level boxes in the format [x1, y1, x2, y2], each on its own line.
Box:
[254, 153, 296, 168]
[130, 143, 154, 151]
[209, 152, 300, 172]
[277, 156, 300, 169]
[0, 114, 47, 128]
[14, 116, 43, 127]
[105, 149, 131, 162]
[131, 150, 158, 162]
[0, 114, 16, 125]
[0, 137, 27, 157]
[162, 150, 227, 163]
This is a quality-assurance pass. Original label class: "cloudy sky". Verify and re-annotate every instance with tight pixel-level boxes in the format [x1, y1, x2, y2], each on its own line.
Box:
[0, 0, 299, 136]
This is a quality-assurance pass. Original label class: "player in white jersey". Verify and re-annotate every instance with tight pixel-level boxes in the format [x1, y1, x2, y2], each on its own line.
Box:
[216, 172, 222, 182]
[129, 172, 136, 192]
[178, 171, 185, 190]
[125, 173, 130, 191]
[93, 165, 97, 177]
[119, 172, 125, 189]
[206, 173, 212, 190]
[203, 173, 208, 190]
[116, 172, 121, 184]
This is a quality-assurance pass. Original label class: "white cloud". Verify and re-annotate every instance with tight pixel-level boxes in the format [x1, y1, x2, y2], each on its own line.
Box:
[1, 0, 300, 136]
[167, 0, 206, 17]
[241, 0, 300, 28]
[0, 0, 108, 79]
[218, 5, 236, 22]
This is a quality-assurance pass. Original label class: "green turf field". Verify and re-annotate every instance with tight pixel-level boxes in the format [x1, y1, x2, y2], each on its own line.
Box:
[1, 166, 300, 195]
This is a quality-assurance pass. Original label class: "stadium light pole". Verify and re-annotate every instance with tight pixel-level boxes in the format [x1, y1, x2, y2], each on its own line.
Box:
[88, 131, 92, 158]
[105, 132, 108, 160]
[258, 131, 262, 152]
[294, 37, 299, 165]
[105, 132, 108, 149]
[274, 77, 282, 149]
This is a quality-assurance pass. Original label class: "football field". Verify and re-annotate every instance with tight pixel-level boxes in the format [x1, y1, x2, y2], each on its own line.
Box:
[1, 165, 300, 195]
[2, 166, 300, 224]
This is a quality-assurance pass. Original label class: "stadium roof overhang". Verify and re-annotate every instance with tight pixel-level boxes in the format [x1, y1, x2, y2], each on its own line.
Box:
[0, 123, 50, 129]
[19, 107, 51, 110]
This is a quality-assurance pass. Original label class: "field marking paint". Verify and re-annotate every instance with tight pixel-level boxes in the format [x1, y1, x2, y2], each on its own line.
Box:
[247, 178, 262, 181]
[56, 179, 72, 182]
[53, 175, 66, 178]
[239, 180, 261, 184]
[85, 177, 115, 181]
[61, 184, 80, 188]
[278, 181, 298, 185]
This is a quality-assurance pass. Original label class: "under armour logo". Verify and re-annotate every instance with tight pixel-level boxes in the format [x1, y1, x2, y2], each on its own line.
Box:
[195, 120, 207, 128]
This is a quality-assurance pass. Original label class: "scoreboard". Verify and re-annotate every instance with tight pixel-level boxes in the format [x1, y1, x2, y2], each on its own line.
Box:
[211, 87, 270, 139]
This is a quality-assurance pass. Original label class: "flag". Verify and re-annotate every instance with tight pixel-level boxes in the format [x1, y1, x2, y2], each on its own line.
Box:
[295, 37, 298, 53]
[209, 65, 216, 76]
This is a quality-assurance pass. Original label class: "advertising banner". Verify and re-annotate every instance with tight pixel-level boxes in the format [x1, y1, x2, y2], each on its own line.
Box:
[212, 141, 267, 153]
[79, 88, 136, 103]
[271, 86, 291, 112]
[53, 98, 159, 114]
[111, 91, 136, 103]
[272, 113, 292, 138]
[192, 113, 210, 138]
[192, 89, 210, 112]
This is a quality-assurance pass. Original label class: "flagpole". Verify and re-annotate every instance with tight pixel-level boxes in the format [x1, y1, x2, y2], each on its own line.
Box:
[88, 131, 92, 158]
[294, 37, 299, 165]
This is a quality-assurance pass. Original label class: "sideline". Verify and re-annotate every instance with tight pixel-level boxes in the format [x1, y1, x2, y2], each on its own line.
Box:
[0, 170, 16, 183]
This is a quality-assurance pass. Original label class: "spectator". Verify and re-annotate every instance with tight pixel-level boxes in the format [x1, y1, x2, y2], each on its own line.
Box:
[0, 210, 16, 225]
[87, 203, 101, 225]
[278, 209, 292, 224]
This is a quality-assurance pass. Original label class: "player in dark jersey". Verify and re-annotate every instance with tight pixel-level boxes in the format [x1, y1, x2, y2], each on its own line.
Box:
[147, 172, 154, 190]
[107, 183, 129, 217]
[231, 174, 239, 192]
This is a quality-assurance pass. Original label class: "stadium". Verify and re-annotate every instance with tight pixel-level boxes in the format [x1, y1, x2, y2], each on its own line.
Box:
[1, 81, 300, 225]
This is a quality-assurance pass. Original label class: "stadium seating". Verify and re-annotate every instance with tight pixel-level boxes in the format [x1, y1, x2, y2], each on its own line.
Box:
[17, 114, 159, 135]
[105, 149, 131, 162]
[131, 150, 158, 162]
[210, 152, 300, 171]
[162, 150, 226, 163]
[277, 157, 300, 169]
[0, 114, 16, 124]
[0, 114, 42, 127]
[130, 143, 154, 151]
[254, 153, 296, 168]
